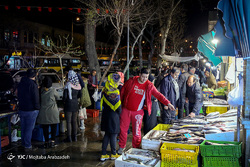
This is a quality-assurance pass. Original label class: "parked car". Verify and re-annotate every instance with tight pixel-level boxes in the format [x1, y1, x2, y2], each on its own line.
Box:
[40, 73, 64, 100]
[0, 70, 16, 111]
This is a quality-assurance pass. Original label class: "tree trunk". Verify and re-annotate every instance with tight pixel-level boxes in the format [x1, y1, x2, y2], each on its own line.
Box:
[98, 35, 121, 87]
[138, 36, 143, 69]
[59, 56, 64, 86]
[85, 15, 101, 80]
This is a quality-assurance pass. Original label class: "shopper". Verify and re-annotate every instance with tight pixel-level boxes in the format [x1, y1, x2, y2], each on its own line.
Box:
[63, 70, 82, 142]
[178, 64, 190, 118]
[160, 68, 180, 124]
[88, 69, 98, 109]
[18, 68, 40, 150]
[118, 68, 175, 154]
[143, 74, 160, 134]
[186, 75, 203, 118]
[37, 77, 59, 148]
[205, 68, 217, 89]
[100, 73, 121, 161]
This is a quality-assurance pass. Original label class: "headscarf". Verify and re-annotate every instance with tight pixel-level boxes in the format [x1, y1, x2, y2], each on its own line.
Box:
[64, 70, 81, 99]
[100, 73, 121, 112]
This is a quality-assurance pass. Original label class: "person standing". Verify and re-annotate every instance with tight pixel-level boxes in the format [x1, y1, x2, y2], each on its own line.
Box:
[143, 74, 160, 134]
[18, 69, 40, 150]
[205, 68, 217, 89]
[88, 69, 98, 109]
[178, 64, 190, 118]
[63, 70, 82, 142]
[160, 68, 180, 124]
[100, 73, 121, 161]
[118, 68, 175, 154]
[37, 77, 60, 148]
[186, 75, 203, 118]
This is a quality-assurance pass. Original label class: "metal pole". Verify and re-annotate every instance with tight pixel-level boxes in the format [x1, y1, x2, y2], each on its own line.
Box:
[126, 1, 130, 80]
[237, 105, 241, 142]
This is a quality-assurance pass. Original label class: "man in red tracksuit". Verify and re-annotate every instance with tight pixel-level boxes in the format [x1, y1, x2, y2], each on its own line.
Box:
[117, 68, 175, 154]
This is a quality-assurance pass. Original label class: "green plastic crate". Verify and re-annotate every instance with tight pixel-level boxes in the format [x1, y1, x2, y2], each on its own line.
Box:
[202, 156, 241, 167]
[200, 140, 242, 158]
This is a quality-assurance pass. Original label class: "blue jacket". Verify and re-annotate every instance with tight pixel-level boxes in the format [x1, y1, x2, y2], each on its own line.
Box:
[18, 77, 40, 111]
[160, 75, 178, 108]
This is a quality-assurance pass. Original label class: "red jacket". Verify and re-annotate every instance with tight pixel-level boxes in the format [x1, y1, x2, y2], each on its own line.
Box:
[121, 76, 170, 115]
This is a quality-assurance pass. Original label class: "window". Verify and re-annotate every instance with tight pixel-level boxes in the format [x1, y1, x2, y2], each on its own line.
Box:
[28, 31, 33, 43]
[4, 30, 10, 41]
[13, 31, 19, 41]
[41, 34, 45, 45]
[47, 38, 50, 47]
[24, 31, 27, 43]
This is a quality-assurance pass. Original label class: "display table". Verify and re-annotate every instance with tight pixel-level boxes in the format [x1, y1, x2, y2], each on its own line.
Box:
[0, 111, 18, 155]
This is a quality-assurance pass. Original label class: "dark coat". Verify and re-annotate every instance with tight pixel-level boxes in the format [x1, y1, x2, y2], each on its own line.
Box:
[88, 74, 98, 90]
[18, 77, 40, 111]
[63, 88, 81, 112]
[100, 102, 121, 133]
[186, 82, 203, 115]
[160, 75, 178, 108]
[178, 71, 190, 102]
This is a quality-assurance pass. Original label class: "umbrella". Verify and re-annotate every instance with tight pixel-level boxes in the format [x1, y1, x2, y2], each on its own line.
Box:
[217, 0, 250, 58]
[197, 30, 222, 66]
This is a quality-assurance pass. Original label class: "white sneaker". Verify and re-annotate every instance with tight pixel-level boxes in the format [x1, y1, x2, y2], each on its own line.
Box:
[117, 147, 125, 155]
[80, 126, 85, 130]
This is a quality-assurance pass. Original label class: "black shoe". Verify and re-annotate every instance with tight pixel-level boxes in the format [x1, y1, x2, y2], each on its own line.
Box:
[50, 141, 57, 148]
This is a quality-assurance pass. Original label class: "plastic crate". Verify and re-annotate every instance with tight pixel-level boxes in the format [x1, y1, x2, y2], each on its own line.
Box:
[86, 109, 99, 117]
[1, 136, 9, 147]
[200, 140, 242, 158]
[202, 156, 241, 167]
[206, 106, 228, 114]
[153, 124, 171, 131]
[161, 161, 198, 167]
[160, 142, 199, 166]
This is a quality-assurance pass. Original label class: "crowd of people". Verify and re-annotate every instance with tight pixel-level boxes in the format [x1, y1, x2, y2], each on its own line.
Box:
[16, 63, 218, 161]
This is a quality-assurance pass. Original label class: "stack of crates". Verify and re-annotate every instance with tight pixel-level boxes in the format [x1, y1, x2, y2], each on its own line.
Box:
[160, 142, 199, 167]
[200, 140, 242, 167]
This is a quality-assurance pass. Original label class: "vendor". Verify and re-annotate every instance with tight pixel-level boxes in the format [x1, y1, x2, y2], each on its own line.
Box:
[205, 68, 217, 89]
[186, 75, 203, 118]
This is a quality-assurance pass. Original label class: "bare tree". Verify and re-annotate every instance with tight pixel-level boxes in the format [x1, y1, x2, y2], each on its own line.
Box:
[157, 0, 182, 67]
[35, 35, 82, 86]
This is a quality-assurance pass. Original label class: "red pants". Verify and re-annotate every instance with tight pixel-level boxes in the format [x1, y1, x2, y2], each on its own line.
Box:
[119, 107, 144, 148]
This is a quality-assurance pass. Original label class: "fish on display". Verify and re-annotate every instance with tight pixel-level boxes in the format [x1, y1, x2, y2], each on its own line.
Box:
[205, 141, 235, 146]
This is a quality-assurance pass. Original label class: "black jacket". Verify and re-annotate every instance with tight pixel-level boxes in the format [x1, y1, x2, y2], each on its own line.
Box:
[186, 82, 203, 115]
[63, 88, 81, 112]
[178, 71, 190, 102]
[18, 77, 40, 111]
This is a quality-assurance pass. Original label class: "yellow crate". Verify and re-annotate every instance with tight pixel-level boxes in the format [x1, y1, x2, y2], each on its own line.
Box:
[206, 106, 228, 114]
[153, 124, 171, 131]
[160, 143, 199, 166]
[161, 161, 198, 167]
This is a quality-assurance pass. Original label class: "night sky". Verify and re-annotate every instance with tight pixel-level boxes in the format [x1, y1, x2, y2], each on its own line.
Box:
[0, 0, 220, 44]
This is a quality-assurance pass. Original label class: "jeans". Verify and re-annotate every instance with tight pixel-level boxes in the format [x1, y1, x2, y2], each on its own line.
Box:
[19, 110, 39, 148]
[102, 132, 118, 155]
[65, 112, 78, 137]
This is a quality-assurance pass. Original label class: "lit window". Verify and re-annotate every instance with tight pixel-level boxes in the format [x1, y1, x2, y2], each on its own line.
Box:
[41, 34, 45, 45]
[13, 31, 19, 41]
[4, 30, 10, 41]
[47, 38, 51, 47]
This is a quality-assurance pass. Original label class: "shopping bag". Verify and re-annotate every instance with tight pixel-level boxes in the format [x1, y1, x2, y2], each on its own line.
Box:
[79, 107, 87, 119]
[227, 78, 243, 106]
[92, 89, 102, 102]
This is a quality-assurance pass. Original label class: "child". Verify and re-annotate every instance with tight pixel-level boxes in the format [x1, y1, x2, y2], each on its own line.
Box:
[100, 73, 121, 161]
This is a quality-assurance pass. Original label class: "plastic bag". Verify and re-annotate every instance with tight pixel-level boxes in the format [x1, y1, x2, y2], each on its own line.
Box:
[11, 129, 21, 142]
[11, 114, 20, 125]
[92, 89, 102, 102]
[227, 78, 243, 106]
[79, 107, 87, 120]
